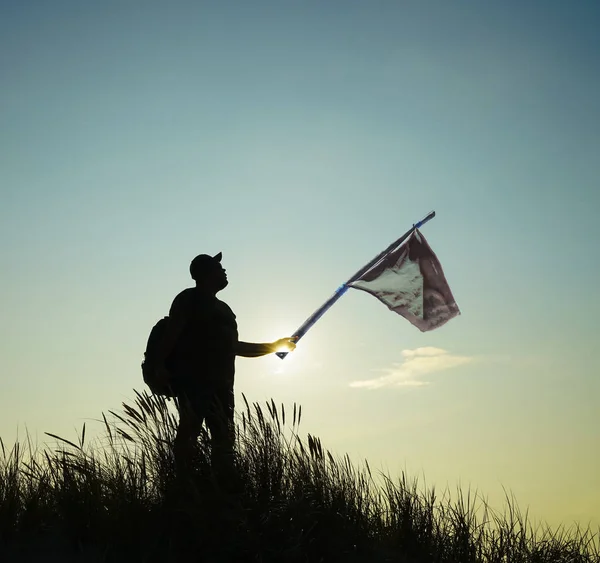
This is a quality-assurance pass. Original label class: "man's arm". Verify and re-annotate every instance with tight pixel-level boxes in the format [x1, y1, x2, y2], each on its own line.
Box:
[235, 337, 296, 358]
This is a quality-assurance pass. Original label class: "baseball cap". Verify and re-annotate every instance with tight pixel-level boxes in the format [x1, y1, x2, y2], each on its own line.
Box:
[190, 251, 222, 280]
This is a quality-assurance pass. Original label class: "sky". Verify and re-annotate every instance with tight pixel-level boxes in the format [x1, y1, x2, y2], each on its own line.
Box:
[1, 0, 599, 531]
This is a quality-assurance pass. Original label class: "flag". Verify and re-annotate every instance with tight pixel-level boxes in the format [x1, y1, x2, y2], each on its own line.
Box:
[347, 229, 460, 331]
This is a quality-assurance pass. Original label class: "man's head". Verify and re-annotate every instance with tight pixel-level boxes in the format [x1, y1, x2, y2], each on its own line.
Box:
[190, 252, 228, 293]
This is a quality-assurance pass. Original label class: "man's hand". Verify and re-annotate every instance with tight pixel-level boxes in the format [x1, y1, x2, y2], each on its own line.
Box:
[271, 337, 297, 353]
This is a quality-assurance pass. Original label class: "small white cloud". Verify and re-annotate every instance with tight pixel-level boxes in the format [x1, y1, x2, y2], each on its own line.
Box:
[350, 348, 473, 390]
[401, 347, 447, 358]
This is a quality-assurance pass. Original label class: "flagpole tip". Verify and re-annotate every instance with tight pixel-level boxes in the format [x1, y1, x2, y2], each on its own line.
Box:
[414, 210, 436, 229]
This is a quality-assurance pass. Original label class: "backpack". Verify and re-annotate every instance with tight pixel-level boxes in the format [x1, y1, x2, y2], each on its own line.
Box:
[141, 316, 177, 397]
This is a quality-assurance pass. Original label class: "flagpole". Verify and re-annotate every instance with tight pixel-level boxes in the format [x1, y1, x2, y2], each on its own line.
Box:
[277, 210, 436, 359]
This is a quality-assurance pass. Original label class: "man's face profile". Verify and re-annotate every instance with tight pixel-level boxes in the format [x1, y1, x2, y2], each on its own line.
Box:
[211, 262, 228, 291]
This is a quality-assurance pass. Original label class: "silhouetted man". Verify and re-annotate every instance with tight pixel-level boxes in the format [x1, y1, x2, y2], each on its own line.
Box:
[154, 252, 296, 483]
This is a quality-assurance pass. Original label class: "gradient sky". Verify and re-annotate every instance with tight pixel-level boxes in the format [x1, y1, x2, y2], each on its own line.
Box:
[2, 0, 599, 530]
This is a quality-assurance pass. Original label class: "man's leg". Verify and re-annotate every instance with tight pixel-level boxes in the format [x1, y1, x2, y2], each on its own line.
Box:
[174, 392, 205, 479]
[205, 388, 237, 489]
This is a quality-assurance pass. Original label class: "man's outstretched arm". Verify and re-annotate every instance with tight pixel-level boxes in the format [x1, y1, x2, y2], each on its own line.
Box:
[236, 337, 296, 358]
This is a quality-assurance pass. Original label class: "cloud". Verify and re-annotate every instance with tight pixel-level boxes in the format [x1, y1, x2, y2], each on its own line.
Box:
[349, 347, 473, 390]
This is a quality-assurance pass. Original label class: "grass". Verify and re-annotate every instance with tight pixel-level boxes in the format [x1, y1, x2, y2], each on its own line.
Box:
[1, 389, 598, 562]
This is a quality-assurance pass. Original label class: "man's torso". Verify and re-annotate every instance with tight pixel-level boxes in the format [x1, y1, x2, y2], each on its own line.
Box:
[168, 288, 238, 390]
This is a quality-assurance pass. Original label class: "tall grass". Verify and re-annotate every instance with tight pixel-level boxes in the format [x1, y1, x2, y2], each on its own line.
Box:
[1, 390, 598, 562]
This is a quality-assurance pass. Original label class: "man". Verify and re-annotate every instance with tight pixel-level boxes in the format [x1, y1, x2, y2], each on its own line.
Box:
[154, 251, 296, 482]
